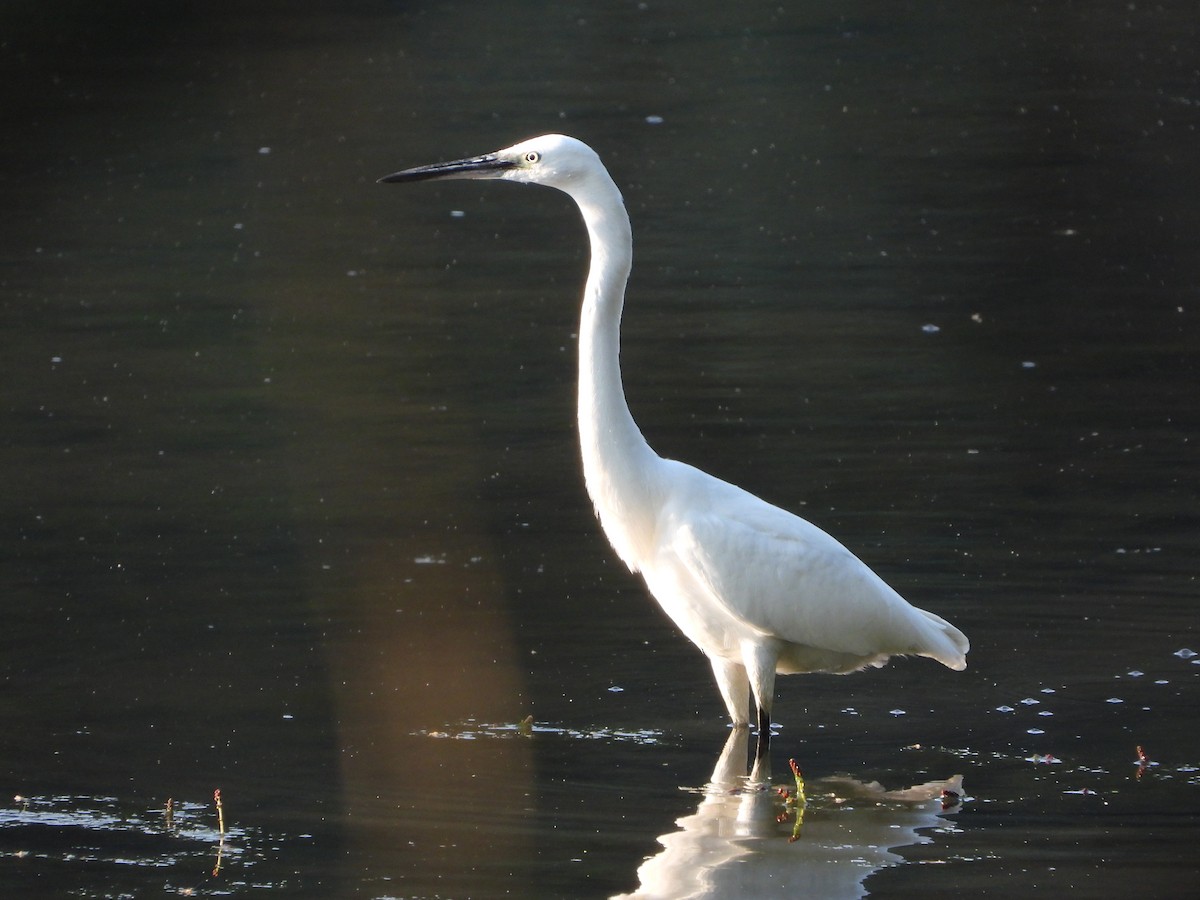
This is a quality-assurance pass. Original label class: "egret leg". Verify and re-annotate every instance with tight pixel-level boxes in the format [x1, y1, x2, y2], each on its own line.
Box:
[741, 640, 779, 762]
[709, 657, 751, 727]
[749, 726, 773, 784]
[755, 703, 772, 760]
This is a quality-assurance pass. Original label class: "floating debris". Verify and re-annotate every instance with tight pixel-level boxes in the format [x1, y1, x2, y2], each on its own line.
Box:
[1134, 745, 1157, 781]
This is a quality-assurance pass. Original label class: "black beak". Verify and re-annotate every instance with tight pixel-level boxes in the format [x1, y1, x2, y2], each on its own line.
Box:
[378, 152, 516, 184]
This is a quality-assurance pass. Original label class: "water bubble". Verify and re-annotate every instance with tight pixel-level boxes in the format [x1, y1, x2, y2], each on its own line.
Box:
[1106, 697, 1124, 704]
[1174, 648, 1197, 659]
[996, 705, 1015, 713]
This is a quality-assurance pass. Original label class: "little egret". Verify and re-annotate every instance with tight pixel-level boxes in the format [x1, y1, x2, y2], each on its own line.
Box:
[381, 135, 968, 757]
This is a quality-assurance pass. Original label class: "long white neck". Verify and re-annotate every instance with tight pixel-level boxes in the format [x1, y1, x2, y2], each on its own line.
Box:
[567, 170, 662, 572]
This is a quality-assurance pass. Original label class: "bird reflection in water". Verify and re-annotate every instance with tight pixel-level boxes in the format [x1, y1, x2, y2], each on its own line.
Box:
[613, 729, 962, 899]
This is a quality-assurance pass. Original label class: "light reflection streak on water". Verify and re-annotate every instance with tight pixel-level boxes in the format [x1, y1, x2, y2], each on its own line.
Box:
[0, 794, 250, 874]
[415, 718, 664, 745]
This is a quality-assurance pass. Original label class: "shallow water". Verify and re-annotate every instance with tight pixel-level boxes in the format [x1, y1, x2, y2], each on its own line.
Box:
[2, 1, 1198, 896]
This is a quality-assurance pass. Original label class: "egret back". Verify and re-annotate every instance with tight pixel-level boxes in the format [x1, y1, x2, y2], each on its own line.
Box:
[649, 460, 969, 674]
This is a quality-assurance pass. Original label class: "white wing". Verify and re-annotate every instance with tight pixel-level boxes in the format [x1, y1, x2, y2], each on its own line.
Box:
[653, 461, 968, 672]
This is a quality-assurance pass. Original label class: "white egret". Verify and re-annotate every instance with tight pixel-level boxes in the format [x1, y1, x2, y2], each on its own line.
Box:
[381, 135, 968, 757]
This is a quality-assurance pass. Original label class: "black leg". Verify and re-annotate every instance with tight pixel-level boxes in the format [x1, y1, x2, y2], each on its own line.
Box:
[755, 704, 771, 760]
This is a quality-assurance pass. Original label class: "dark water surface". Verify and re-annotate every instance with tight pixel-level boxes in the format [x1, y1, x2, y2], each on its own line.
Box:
[2, 1, 1198, 896]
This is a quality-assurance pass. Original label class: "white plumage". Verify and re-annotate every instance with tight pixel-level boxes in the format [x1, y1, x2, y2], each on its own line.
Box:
[382, 134, 968, 755]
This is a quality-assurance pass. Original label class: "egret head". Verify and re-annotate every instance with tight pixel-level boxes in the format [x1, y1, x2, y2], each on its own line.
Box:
[379, 134, 604, 193]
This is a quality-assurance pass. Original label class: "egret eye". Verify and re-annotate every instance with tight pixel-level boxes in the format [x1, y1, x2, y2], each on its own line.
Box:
[524, 151, 541, 164]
